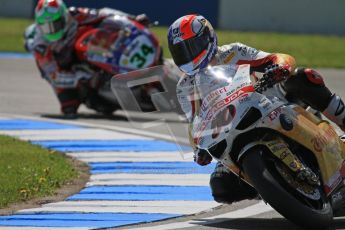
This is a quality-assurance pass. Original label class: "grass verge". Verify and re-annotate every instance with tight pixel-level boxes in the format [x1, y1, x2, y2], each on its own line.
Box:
[0, 18, 33, 53]
[0, 135, 78, 209]
[0, 17, 344, 68]
[151, 26, 345, 68]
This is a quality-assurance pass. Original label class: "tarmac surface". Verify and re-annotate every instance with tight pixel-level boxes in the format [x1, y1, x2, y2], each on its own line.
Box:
[1, 58, 345, 229]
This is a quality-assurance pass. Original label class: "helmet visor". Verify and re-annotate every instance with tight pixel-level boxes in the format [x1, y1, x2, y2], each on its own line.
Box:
[38, 16, 66, 35]
[169, 28, 210, 66]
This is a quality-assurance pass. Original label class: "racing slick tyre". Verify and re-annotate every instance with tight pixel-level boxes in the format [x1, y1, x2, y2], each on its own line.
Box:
[241, 146, 333, 230]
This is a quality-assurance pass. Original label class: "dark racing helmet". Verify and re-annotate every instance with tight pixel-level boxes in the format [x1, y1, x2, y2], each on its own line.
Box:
[35, 0, 71, 42]
[167, 14, 218, 75]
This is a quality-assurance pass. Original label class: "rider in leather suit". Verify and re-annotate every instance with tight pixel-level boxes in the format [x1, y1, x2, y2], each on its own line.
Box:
[168, 14, 345, 204]
[26, 0, 152, 118]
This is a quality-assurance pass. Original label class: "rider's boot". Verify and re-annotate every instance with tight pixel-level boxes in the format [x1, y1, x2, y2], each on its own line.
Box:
[210, 162, 258, 204]
[323, 94, 345, 133]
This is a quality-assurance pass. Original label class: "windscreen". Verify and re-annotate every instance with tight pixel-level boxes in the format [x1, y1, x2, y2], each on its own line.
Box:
[191, 65, 249, 148]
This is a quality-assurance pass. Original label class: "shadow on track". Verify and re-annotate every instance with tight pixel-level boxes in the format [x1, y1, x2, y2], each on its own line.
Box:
[187, 217, 345, 230]
[39, 112, 188, 124]
[40, 113, 129, 121]
[188, 217, 302, 230]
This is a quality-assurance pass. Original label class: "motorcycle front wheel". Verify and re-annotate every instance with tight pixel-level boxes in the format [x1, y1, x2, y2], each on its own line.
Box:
[241, 146, 333, 230]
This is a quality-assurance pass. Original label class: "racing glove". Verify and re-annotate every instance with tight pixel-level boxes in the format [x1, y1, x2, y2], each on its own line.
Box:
[256, 64, 291, 92]
[263, 64, 291, 87]
[194, 148, 213, 166]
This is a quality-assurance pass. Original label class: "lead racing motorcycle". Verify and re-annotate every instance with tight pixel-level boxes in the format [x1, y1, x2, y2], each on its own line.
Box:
[111, 64, 345, 229]
[191, 64, 345, 229]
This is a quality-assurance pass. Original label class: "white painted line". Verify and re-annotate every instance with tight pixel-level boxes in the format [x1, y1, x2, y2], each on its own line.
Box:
[0, 114, 222, 229]
[0, 129, 150, 141]
[130, 201, 274, 230]
[0, 114, 194, 161]
[18, 201, 219, 215]
[87, 173, 210, 186]
[66, 151, 191, 162]
[1, 114, 190, 145]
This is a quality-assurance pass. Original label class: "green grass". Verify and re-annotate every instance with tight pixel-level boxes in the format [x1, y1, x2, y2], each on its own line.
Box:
[0, 17, 344, 68]
[0, 18, 33, 52]
[152, 26, 345, 68]
[0, 135, 77, 208]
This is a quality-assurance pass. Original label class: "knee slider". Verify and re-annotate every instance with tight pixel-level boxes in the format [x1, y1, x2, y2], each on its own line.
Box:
[295, 68, 325, 86]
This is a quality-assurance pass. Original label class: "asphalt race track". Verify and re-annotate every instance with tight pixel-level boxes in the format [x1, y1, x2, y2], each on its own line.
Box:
[1, 58, 345, 229]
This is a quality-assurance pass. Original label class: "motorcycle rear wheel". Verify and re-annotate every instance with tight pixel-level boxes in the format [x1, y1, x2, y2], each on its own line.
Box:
[241, 146, 333, 230]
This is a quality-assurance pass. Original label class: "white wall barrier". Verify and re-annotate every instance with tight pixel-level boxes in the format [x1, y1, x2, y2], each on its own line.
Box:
[0, 0, 35, 18]
[1, 0, 344, 35]
[218, 0, 345, 35]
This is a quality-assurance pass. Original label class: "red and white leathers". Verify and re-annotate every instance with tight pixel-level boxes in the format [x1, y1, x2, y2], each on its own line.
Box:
[30, 7, 148, 115]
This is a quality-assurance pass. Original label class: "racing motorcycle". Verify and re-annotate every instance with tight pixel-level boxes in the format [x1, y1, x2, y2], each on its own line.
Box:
[73, 14, 169, 114]
[111, 63, 345, 228]
[25, 15, 174, 115]
[190, 64, 345, 229]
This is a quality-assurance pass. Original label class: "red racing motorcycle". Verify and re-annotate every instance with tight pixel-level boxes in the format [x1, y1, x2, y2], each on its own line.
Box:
[73, 14, 170, 114]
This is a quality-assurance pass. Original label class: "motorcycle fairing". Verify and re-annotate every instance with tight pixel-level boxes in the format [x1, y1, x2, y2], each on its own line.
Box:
[192, 64, 284, 156]
[258, 104, 345, 195]
[75, 15, 160, 74]
[75, 27, 115, 72]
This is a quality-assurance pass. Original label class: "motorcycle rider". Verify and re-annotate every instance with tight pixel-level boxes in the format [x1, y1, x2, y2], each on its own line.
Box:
[26, 0, 156, 118]
[168, 14, 345, 204]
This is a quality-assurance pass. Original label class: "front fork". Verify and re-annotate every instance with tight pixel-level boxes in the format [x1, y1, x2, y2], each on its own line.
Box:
[237, 138, 320, 186]
[235, 138, 345, 214]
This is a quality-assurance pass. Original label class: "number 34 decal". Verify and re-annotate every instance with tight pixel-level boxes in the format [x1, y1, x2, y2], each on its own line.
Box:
[130, 44, 154, 68]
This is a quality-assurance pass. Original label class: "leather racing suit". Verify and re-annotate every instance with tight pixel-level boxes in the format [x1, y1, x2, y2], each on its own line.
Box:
[176, 42, 345, 203]
[30, 7, 149, 116]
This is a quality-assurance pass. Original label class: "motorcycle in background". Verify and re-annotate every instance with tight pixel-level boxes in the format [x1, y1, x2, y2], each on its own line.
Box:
[75, 14, 170, 114]
[25, 15, 178, 115]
